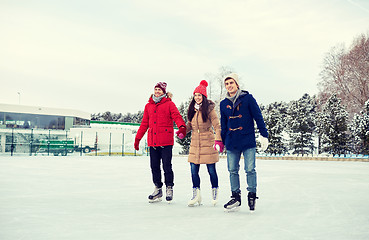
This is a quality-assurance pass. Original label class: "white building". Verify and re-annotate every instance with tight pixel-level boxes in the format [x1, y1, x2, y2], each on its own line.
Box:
[0, 103, 90, 154]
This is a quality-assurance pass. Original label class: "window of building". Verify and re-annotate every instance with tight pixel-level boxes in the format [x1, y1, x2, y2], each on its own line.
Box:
[3, 112, 65, 130]
[0, 112, 4, 125]
[74, 117, 90, 127]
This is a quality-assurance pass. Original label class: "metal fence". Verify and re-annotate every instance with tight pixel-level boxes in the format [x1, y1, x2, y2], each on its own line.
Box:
[0, 128, 149, 156]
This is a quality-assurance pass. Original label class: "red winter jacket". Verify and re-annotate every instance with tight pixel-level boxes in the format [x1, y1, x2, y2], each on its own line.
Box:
[136, 93, 185, 147]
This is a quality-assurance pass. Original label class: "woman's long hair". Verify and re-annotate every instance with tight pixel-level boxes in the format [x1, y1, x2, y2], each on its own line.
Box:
[187, 95, 209, 122]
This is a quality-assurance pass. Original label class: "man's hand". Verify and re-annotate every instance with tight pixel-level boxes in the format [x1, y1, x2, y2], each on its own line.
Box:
[175, 126, 186, 139]
[134, 138, 140, 151]
[260, 137, 269, 151]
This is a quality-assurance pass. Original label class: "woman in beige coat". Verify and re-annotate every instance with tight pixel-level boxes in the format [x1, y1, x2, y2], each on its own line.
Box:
[185, 80, 224, 206]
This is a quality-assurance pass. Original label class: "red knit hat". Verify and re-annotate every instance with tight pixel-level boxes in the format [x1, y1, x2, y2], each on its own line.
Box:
[154, 82, 167, 93]
[193, 80, 208, 98]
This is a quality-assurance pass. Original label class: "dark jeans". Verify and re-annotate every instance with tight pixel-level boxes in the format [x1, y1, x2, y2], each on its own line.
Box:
[190, 162, 218, 188]
[149, 146, 174, 188]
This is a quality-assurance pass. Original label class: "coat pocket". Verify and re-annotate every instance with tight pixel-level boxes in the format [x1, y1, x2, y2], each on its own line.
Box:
[159, 127, 174, 145]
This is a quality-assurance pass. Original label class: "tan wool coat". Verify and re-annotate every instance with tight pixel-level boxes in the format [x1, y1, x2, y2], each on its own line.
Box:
[187, 101, 222, 164]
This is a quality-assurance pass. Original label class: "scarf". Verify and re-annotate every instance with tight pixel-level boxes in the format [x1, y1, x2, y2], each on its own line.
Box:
[226, 89, 241, 105]
[152, 94, 166, 104]
[195, 103, 201, 111]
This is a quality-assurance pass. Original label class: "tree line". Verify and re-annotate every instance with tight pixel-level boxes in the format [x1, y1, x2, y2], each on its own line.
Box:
[92, 33, 369, 156]
[262, 93, 368, 156]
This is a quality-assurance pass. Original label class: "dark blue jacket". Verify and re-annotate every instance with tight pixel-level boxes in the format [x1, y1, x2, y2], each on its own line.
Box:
[220, 90, 268, 151]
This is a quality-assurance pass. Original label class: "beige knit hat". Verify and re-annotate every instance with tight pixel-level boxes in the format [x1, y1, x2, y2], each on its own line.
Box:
[224, 73, 239, 87]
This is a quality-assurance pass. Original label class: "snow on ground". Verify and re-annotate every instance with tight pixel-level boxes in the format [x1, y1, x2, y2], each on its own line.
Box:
[0, 156, 368, 240]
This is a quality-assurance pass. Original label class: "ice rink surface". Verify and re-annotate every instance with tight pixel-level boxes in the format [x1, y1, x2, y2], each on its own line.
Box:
[0, 155, 368, 240]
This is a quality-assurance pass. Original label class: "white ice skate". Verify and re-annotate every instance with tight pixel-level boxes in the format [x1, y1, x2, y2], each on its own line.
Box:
[211, 187, 219, 206]
[188, 188, 201, 207]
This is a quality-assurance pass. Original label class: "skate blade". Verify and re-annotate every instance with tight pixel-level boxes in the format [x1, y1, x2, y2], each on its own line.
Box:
[188, 202, 202, 207]
[149, 198, 162, 203]
[224, 206, 240, 212]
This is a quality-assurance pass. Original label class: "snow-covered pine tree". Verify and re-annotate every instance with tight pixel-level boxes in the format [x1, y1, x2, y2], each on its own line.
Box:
[91, 112, 102, 121]
[176, 97, 192, 155]
[320, 94, 349, 156]
[287, 94, 316, 156]
[262, 101, 288, 155]
[350, 100, 369, 155]
[102, 111, 113, 121]
[112, 113, 122, 122]
[315, 110, 325, 154]
[131, 111, 144, 123]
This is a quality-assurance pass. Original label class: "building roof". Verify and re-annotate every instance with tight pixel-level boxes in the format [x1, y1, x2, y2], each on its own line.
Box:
[0, 103, 91, 120]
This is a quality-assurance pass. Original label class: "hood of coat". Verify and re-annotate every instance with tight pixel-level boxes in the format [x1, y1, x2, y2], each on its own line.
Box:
[239, 90, 249, 97]
[195, 100, 215, 113]
[148, 92, 173, 104]
[208, 100, 215, 113]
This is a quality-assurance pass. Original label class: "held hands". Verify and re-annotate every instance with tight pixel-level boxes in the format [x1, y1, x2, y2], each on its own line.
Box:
[134, 138, 140, 151]
[259, 136, 269, 152]
[175, 126, 186, 139]
[213, 140, 224, 153]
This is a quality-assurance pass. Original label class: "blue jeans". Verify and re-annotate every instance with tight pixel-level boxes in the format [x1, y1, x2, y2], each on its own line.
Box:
[227, 147, 256, 193]
[190, 163, 218, 188]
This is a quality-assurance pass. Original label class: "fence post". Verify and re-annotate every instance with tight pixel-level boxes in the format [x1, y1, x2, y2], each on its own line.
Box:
[29, 128, 33, 156]
[11, 127, 14, 156]
[80, 131, 83, 156]
[122, 133, 124, 157]
[65, 131, 68, 156]
[146, 140, 149, 156]
[109, 132, 112, 156]
[95, 132, 98, 156]
[48, 130, 50, 156]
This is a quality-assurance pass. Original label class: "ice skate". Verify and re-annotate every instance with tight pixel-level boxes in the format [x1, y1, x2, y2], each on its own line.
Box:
[166, 186, 173, 202]
[211, 187, 219, 206]
[188, 188, 201, 207]
[248, 192, 258, 211]
[224, 192, 241, 212]
[148, 186, 162, 203]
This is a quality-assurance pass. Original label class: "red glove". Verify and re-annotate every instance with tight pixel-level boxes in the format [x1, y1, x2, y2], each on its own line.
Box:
[176, 126, 186, 139]
[213, 140, 224, 153]
[134, 138, 140, 151]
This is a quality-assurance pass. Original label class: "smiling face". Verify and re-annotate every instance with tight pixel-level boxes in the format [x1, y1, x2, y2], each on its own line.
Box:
[194, 93, 203, 105]
[154, 87, 164, 97]
[225, 78, 239, 96]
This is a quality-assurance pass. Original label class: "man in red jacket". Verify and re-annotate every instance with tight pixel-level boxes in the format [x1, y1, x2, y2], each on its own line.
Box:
[134, 82, 186, 203]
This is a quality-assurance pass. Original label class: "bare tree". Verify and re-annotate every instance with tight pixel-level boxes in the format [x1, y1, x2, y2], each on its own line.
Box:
[318, 33, 369, 118]
[344, 34, 369, 111]
[205, 66, 235, 116]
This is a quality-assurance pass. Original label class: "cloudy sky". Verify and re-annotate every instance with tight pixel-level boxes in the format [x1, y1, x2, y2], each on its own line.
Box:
[1, 0, 369, 115]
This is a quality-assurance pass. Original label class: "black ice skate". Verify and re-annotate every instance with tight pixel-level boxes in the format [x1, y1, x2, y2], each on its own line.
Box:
[166, 186, 173, 202]
[148, 186, 162, 203]
[248, 192, 259, 211]
[224, 192, 241, 212]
